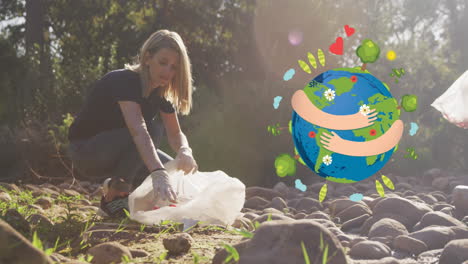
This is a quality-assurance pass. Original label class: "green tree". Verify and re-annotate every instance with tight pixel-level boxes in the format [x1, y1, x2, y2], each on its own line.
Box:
[356, 39, 380, 71]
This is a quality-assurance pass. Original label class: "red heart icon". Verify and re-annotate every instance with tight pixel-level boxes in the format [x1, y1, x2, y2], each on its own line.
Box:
[344, 25, 355, 37]
[329, 37, 344, 55]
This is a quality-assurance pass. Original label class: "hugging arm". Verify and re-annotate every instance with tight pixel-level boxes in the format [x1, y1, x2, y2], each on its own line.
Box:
[291, 90, 377, 130]
[320, 119, 404, 156]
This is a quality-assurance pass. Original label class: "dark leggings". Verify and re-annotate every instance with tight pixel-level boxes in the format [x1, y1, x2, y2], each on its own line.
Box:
[66, 120, 173, 192]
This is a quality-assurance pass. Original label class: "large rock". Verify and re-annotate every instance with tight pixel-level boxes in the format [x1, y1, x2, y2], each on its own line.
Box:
[415, 211, 465, 230]
[368, 218, 408, 239]
[409, 226, 455, 250]
[269, 197, 287, 211]
[453, 185, 468, 217]
[253, 213, 294, 224]
[416, 194, 438, 205]
[306, 211, 331, 221]
[393, 235, 428, 256]
[432, 177, 449, 191]
[336, 204, 372, 223]
[439, 239, 468, 264]
[0, 219, 53, 264]
[88, 242, 132, 264]
[244, 196, 269, 210]
[372, 197, 432, 230]
[273, 182, 289, 196]
[349, 240, 391, 259]
[329, 199, 367, 216]
[212, 219, 348, 264]
[246, 187, 284, 201]
[294, 197, 322, 213]
[341, 214, 370, 232]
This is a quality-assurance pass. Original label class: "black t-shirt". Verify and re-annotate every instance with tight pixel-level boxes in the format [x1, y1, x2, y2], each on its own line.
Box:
[68, 69, 175, 141]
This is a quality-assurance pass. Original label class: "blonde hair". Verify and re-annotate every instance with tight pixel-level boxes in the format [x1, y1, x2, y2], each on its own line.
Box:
[125, 29, 193, 115]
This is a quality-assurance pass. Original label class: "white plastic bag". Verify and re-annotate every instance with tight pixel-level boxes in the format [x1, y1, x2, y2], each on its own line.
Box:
[128, 160, 246, 227]
[431, 69, 468, 128]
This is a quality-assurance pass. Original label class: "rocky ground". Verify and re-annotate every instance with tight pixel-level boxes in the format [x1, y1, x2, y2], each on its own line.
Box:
[1, 168, 468, 264]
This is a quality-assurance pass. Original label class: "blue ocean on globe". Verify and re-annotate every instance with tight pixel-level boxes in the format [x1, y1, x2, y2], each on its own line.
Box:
[292, 68, 400, 183]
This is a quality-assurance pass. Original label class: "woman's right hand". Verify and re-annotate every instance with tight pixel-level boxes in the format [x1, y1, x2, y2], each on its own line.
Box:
[151, 169, 177, 203]
[352, 109, 378, 128]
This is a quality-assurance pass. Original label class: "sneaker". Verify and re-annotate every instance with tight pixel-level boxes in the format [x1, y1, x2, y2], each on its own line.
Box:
[100, 195, 129, 218]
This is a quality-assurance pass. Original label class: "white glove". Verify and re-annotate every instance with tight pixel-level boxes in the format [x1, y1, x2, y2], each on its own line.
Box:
[175, 147, 198, 175]
[151, 169, 177, 202]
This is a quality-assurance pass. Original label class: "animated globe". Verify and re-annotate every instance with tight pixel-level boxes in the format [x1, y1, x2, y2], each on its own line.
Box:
[292, 67, 400, 183]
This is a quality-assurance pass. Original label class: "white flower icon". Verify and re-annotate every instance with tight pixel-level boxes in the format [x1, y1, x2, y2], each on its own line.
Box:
[360, 104, 371, 116]
[324, 89, 336, 101]
[323, 155, 332, 166]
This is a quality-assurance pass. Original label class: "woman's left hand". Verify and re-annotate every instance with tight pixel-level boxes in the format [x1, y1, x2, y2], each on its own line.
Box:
[176, 147, 198, 174]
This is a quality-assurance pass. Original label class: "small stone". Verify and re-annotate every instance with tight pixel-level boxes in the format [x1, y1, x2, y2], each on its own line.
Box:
[130, 249, 150, 258]
[4, 209, 30, 234]
[63, 189, 81, 197]
[0, 182, 20, 192]
[163, 233, 194, 255]
[28, 214, 54, 229]
[350, 240, 392, 259]
[78, 199, 92, 206]
[87, 242, 132, 264]
[294, 213, 307, 219]
[232, 217, 254, 231]
[0, 192, 12, 202]
[27, 204, 44, 213]
[35, 197, 53, 209]
[453, 185, 468, 217]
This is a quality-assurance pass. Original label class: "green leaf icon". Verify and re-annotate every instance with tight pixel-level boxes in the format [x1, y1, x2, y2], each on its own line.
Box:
[274, 153, 297, 177]
[401, 94, 418, 112]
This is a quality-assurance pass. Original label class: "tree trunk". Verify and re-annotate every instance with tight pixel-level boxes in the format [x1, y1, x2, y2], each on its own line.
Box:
[361, 63, 367, 71]
[21, 0, 49, 120]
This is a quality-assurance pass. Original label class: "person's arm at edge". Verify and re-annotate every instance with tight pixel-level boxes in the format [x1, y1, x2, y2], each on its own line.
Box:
[160, 110, 191, 153]
[119, 101, 164, 172]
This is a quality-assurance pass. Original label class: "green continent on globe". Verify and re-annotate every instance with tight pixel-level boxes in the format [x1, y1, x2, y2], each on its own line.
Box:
[353, 94, 400, 165]
[303, 77, 358, 173]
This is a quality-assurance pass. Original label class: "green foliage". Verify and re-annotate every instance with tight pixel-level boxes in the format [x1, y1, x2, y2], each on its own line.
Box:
[356, 39, 380, 64]
[48, 113, 74, 151]
[121, 254, 132, 263]
[301, 241, 311, 264]
[231, 228, 254, 239]
[400, 94, 418, 112]
[77, 254, 94, 262]
[223, 244, 240, 263]
[274, 153, 296, 177]
[32, 231, 60, 256]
